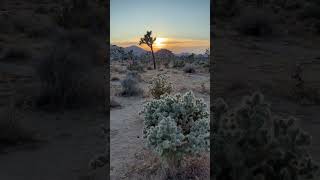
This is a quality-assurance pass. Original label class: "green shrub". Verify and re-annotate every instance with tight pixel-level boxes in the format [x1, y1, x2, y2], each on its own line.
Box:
[149, 74, 172, 99]
[212, 92, 319, 180]
[141, 91, 209, 171]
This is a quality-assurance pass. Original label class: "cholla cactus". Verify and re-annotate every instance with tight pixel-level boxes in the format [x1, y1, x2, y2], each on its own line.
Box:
[212, 92, 319, 180]
[141, 91, 210, 168]
[149, 74, 172, 99]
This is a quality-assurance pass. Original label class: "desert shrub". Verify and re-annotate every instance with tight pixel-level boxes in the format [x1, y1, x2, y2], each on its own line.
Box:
[172, 59, 185, 68]
[35, 44, 94, 109]
[149, 74, 172, 99]
[120, 73, 142, 96]
[127, 71, 142, 81]
[127, 63, 144, 72]
[53, 0, 106, 34]
[235, 8, 275, 36]
[212, 92, 319, 180]
[183, 63, 196, 73]
[141, 91, 209, 174]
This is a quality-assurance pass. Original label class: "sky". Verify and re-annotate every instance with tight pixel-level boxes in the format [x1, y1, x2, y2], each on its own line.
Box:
[110, 0, 210, 54]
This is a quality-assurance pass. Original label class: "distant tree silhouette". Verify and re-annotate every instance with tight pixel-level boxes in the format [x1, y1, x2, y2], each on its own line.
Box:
[139, 31, 157, 69]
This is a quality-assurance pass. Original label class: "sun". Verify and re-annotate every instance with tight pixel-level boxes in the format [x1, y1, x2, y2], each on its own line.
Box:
[154, 37, 167, 48]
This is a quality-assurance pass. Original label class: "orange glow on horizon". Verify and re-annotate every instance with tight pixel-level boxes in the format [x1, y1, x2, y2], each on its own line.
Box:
[112, 37, 209, 54]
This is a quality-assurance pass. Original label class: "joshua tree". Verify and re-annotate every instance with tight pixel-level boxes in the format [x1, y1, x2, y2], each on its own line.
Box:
[128, 50, 134, 64]
[139, 31, 157, 69]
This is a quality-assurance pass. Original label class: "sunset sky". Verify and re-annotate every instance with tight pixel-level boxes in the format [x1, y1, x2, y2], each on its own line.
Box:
[110, 0, 210, 54]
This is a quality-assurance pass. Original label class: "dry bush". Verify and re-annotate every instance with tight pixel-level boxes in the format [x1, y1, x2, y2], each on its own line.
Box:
[183, 63, 196, 73]
[35, 43, 101, 109]
[53, 0, 107, 33]
[172, 59, 185, 68]
[127, 63, 145, 72]
[120, 73, 143, 96]
[126, 150, 209, 180]
[149, 74, 172, 99]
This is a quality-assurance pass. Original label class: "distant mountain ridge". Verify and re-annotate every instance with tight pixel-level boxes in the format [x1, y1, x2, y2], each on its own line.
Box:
[110, 44, 206, 57]
[124, 45, 147, 56]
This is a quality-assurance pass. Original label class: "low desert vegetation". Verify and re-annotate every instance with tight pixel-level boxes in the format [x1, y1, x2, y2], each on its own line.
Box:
[183, 63, 196, 73]
[140, 91, 209, 178]
[120, 72, 143, 96]
[127, 62, 144, 72]
[149, 74, 172, 99]
[172, 59, 185, 68]
[35, 44, 93, 109]
[212, 92, 319, 179]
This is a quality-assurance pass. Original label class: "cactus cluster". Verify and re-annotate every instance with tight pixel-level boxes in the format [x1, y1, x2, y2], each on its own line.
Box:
[141, 91, 210, 168]
[212, 92, 319, 180]
[149, 74, 172, 99]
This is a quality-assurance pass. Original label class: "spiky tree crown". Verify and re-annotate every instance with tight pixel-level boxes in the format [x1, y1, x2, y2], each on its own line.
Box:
[139, 31, 156, 48]
[212, 92, 319, 180]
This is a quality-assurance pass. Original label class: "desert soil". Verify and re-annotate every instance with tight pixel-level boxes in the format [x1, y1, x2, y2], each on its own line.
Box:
[110, 63, 210, 179]
[0, 62, 107, 180]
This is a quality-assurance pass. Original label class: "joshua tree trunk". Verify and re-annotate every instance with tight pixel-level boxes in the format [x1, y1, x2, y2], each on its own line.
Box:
[151, 45, 156, 69]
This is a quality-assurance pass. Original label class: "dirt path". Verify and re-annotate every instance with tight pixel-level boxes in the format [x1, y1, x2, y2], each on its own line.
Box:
[110, 97, 145, 179]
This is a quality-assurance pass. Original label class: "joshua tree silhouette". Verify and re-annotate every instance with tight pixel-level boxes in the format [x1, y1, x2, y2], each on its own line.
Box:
[139, 31, 157, 69]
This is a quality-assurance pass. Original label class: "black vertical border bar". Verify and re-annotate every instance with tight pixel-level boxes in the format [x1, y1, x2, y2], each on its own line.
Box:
[210, 0, 214, 178]
[106, 0, 111, 178]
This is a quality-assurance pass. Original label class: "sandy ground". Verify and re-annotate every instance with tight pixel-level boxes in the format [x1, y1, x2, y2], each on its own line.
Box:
[0, 62, 107, 180]
[110, 63, 210, 179]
